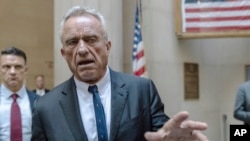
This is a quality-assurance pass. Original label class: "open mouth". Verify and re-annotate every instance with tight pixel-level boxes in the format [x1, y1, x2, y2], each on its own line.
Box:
[78, 60, 94, 66]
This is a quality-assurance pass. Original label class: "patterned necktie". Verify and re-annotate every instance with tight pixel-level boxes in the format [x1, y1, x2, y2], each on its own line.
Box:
[10, 94, 22, 141]
[88, 85, 108, 141]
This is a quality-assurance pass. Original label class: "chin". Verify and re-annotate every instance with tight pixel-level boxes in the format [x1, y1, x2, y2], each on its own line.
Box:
[77, 72, 96, 82]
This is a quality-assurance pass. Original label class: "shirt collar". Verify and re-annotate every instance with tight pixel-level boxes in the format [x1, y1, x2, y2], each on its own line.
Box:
[0, 84, 26, 99]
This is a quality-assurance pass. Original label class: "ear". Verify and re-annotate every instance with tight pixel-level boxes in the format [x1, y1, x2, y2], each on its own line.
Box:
[24, 66, 29, 74]
[61, 47, 66, 58]
[105, 41, 111, 54]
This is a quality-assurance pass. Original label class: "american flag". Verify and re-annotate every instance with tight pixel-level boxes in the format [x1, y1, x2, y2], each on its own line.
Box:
[132, 1, 147, 77]
[183, 0, 250, 33]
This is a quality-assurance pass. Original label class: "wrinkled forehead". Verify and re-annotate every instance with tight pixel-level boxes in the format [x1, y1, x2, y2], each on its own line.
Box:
[62, 16, 105, 39]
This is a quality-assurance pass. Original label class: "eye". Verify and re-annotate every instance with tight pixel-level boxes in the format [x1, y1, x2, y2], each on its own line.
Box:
[86, 37, 98, 44]
[65, 39, 79, 48]
[15, 65, 23, 70]
[2, 65, 10, 70]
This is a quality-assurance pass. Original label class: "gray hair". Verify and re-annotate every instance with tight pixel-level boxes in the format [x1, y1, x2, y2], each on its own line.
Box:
[59, 6, 108, 43]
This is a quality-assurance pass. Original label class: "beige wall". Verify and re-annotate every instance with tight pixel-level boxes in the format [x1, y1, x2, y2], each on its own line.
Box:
[0, 0, 54, 90]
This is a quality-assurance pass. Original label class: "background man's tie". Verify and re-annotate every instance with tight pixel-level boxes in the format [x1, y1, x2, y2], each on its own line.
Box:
[88, 85, 108, 141]
[11, 94, 22, 141]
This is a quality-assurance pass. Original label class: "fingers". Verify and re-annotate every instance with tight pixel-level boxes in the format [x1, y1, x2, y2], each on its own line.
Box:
[166, 111, 208, 131]
[162, 111, 189, 129]
[145, 130, 209, 141]
[172, 111, 189, 125]
[145, 126, 171, 140]
[191, 130, 209, 141]
[144, 111, 209, 141]
[181, 120, 208, 130]
[144, 131, 163, 141]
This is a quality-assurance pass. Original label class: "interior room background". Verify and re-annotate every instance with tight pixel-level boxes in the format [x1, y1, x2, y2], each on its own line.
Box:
[1, 0, 250, 141]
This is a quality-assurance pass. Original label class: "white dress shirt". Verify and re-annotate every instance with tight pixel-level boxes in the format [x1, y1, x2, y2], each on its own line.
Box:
[35, 89, 46, 96]
[0, 84, 32, 141]
[75, 67, 111, 141]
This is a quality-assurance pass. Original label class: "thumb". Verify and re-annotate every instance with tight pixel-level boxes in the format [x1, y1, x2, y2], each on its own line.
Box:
[144, 131, 162, 141]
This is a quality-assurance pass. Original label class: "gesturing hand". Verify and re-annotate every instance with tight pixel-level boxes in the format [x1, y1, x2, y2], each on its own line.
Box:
[144, 111, 208, 141]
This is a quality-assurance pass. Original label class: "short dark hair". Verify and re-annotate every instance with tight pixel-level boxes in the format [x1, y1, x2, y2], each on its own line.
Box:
[0, 46, 27, 64]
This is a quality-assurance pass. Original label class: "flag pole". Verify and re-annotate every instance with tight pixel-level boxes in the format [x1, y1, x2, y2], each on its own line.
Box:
[137, 0, 142, 25]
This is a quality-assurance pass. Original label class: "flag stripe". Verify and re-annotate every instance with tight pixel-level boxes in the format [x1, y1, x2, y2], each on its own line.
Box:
[186, 26, 250, 32]
[136, 49, 144, 60]
[185, 5, 250, 12]
[185, 10, 250, 18]
[186, 16, 250, 22]
[134, 66, 146, 76]
[183, 0, 250, 33]
[186, 20, 250, 27]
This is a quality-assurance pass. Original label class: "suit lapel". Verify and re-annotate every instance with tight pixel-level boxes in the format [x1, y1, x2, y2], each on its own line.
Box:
[109, 70, 128, 141]
[59, 77, 88, 141]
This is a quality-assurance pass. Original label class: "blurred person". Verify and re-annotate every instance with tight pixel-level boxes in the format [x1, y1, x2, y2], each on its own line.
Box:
[0, 46, 37, 141]
[32, 74, 50, 96]
[31, 6, 208, 141]
[234, 81, 250, 125]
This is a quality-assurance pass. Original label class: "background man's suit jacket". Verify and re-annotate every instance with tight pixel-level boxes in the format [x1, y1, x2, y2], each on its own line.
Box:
[234, 81, 250, 124]
[26, 89, 38, 109]
[32, 69, 169, 141]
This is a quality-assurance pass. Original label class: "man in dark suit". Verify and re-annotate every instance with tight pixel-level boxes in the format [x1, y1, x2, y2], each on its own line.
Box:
[234, 81, 250, 125]
[32, 6, 208, 141]
[32, 74, 50, 96]
[0, 47, 37, 141]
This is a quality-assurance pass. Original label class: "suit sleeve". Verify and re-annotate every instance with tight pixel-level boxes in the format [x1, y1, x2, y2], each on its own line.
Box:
[148, 79, 170, 131]
[234, 83, 250, 123]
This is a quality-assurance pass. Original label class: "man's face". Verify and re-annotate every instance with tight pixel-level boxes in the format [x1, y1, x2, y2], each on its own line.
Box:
[35, 76, 45, 89]
[60, 15, 111, 84]
[0, 55, 28, 92]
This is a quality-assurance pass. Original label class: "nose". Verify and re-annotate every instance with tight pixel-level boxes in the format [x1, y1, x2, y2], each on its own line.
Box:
[77, 39, 89, 55]
[78, 39, 84, 47]
[9, 66, 16, 74]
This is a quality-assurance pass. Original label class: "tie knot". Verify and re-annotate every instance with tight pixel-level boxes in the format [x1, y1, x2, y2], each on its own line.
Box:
[88, 85, 98, 94]
[11, 94, 18, 101]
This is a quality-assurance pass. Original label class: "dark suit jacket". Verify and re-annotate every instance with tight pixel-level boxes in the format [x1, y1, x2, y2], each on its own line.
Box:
[27, 89, 38, 109]
[234, 81, 250, 124]
[31, 69, 169, 141]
